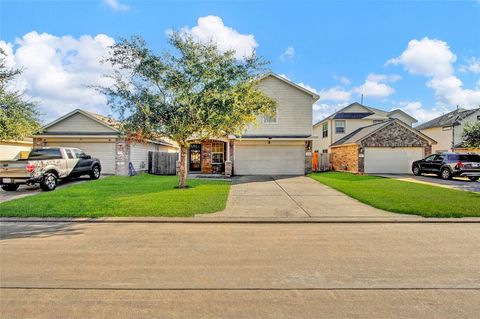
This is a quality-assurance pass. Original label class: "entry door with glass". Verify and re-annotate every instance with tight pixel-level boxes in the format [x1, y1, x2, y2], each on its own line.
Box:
[189, 144, 202, 172]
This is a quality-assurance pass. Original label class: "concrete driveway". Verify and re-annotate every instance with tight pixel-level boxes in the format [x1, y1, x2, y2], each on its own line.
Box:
[379, 174, 480, 193]
[1, 221, 479, 318]
[204, 175, 400, 218]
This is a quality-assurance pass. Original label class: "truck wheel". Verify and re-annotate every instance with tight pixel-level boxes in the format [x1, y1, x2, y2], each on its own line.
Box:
[441, 168, 452, 180]
[89, 165, 101, 180]
[40, 172, 58, 191]
[1, 184, 20, 192]
[468, 176, 479, 182]
[412, 166, 422, 176]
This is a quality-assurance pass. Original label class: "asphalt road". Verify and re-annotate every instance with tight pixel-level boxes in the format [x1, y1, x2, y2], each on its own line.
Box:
[1, 222, 479, 318]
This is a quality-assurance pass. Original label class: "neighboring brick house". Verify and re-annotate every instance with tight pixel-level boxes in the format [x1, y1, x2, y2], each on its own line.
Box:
[330, 119, 436, 174]
[34, 109, 178, 175]
[416, 108, 480, 153]
[184, 73, 319, 177]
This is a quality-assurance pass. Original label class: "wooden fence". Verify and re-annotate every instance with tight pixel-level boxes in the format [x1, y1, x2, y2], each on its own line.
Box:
[148, 151, 178, 175]
[314, 153, 331, 172]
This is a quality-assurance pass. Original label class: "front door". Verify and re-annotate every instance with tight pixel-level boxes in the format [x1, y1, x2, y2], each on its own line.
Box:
[189, 144, 202, 172]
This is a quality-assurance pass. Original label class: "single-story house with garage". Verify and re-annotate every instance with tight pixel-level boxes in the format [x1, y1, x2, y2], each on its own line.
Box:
[0, 138, 33, 160]
[330, 119, 437, 174]
[183, 73, 320, 176]
[34, 109, 178, 175]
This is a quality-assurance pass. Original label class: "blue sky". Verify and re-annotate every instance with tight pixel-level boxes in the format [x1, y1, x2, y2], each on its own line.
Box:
[1, 0, 479, 124]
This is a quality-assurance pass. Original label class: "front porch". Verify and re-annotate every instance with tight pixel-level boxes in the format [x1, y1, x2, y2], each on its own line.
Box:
[187, 139, 233, 177]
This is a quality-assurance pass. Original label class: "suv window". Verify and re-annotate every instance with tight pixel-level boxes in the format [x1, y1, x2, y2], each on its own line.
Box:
[447, 154, 480, 162]
[28, 148, 62, 159]
[434, 155, 444, 162]
[65, 149, 74, 159]
[73, 149, 86, 159]
[424, 154, 436, 162]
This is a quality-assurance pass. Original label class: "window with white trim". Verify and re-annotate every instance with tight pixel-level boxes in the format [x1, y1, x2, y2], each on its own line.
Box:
[211, 142, 224, 164]
[263, 107, 277, 124]
[322, 122, 328, 138]
[335, 120, 346, 134]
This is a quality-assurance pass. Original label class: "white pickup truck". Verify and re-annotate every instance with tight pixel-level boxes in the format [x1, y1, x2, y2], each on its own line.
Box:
[0, 147, 102, 191]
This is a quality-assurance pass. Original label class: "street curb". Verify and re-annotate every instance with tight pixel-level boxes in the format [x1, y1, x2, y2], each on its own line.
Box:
[1, 217, 480, 223]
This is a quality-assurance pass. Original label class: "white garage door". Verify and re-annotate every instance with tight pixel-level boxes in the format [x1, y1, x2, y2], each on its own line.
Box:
[235, 143, 305, 175]
[46, 141, 116, 174]
[364, 147, 423, 174]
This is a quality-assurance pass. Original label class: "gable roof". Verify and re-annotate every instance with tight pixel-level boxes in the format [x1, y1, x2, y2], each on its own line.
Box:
[257, 73, 320, 101]
[313, 102, 418, 127]
[331, 119, 436, 146]
[415, 108, 480, 130]
[43, 108, 120, 132]
[40, 109, 175, 147]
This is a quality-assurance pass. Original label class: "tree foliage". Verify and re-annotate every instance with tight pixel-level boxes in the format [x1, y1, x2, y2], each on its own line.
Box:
[100, 33, 276, 187]
[462, 121, 480, 148]
[0, 48, 41, 141]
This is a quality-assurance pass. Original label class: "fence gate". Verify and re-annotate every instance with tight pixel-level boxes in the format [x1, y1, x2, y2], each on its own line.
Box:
[148, 151, 178, 175]
[317, 153, 331, 172]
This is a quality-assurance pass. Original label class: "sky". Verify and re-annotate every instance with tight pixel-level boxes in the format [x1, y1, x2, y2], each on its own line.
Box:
[1, 0, 479, 125]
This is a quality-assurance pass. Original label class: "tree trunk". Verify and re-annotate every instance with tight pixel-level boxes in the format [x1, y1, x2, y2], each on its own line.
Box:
[178, 144, 188, 188]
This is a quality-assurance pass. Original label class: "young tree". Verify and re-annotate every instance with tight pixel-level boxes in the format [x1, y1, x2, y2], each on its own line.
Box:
[100, 33, 276, 188]
[462, 121, 480, 148]
[0, 48, 41, 141]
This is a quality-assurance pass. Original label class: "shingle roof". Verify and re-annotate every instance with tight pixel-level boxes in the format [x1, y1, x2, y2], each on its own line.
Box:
[333, 112, 374, 119]
[415, 108, 479, 130]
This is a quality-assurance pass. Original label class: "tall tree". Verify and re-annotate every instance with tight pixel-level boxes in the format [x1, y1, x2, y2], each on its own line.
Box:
[0, 48, 41, 141]
[100, 33, 276, 188]
[462, 121, 480, 148]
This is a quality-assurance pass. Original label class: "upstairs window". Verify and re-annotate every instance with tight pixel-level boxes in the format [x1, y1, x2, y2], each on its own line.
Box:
[263, 107, 277, 124]
[322, 122, 328, 138]
[335, 120, 346, 134]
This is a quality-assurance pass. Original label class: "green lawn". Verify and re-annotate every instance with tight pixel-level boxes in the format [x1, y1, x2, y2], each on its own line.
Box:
[309, 172, 480, 218]
[0, 174, 230, 218]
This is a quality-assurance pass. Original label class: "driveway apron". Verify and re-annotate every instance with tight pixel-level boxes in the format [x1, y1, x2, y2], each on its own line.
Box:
[204, 175, 397, 218]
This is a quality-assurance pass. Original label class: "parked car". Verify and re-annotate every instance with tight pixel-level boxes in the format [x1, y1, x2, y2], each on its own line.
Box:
[0, 147, 101, 192]
[412, 152, 480, 181]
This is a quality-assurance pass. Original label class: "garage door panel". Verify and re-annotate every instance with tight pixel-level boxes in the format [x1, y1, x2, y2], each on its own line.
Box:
[46, 142, 116, 174]
[235, 144, 305, 175]
[364, 147, 423, 174]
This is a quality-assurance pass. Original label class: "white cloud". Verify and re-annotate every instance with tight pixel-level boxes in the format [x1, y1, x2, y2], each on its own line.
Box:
[104, 0, 130, 12]
[333, 75, 351, 86]
[396, 101, 444, 124]
[387, 37, 456, 78]
[387, 37, 480, 109]
[178, 15, 258, 59]
[353, 80, 395, 98]
[459, 57, 480, 73]
[366, 73, 401, 83]
[280, 46, 295, 61]
[2, 31, 115, 122]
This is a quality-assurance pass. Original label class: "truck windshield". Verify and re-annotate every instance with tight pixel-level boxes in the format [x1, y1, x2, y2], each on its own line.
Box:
[28, 148, 62, 159]
[447, 154, 480, 162]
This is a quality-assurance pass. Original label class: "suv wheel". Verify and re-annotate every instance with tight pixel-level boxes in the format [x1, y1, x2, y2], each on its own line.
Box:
[468, 176, 479, 182]
[1, 184, 20, 192]
[441, 168, 452, 180]
[412, 166, 421, 176]
[40, 172, 58, 191]
[90, 165, 101, 180]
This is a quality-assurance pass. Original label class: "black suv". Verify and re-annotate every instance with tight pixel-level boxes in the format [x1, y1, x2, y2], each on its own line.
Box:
[412, 153, 480, 181]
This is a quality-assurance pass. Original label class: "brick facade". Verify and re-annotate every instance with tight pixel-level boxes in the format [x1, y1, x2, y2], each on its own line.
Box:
[360, 122, 430, 148]
[331, 144, 359, 173]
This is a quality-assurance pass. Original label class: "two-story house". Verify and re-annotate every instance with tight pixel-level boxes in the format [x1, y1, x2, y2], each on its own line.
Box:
[416, 108, 480, 153]
[312, 102, 417, 154]
[185, 73, 319, 176]
[312, 103, 436, 174]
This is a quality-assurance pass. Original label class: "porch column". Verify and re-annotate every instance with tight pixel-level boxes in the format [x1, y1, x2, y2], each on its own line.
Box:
[225, 141, 232, 177]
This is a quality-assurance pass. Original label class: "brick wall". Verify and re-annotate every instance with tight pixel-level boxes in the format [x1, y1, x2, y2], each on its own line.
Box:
[201, 141, 213, 174]
[361, 121, 430, 148]
[331, 144, 359, 173]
